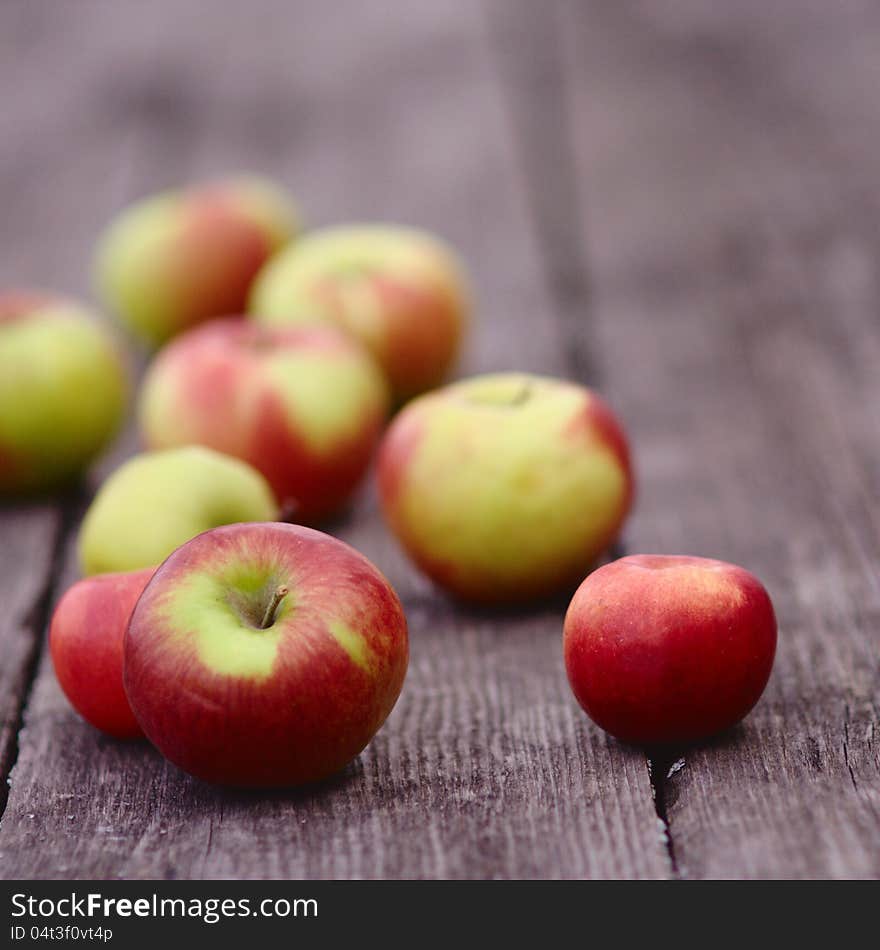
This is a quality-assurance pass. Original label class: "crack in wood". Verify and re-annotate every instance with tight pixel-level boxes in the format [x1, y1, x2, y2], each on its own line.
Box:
[0, 494, 81, 820]
[842, 706, 858, 792]
[647, 752, 682, 879]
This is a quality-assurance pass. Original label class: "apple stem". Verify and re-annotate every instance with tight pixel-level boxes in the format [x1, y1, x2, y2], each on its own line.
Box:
[261, 586, 289, 629]
[511, 382, 532, 406]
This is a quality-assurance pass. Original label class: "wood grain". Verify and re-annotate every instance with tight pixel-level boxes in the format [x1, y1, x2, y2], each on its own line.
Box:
[561, 0, 880, 877]
[0, 0, 139, 814]
[0, 504, 61, 813]
[0, 0, 666, 879]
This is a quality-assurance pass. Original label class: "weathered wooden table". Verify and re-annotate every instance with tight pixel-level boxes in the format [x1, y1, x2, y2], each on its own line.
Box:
[0, 0, 877, 880]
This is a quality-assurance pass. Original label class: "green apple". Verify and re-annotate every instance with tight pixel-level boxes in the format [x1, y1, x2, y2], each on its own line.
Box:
[78, 446, 278, 575]
[95, 176, 298, 347]
[0, 291, 128, 494]
[249, 224, 469, 401]
[378, 372, 634, 603]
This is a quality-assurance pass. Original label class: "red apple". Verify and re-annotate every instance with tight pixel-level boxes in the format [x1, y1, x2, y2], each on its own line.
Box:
[137, 318, 389, 522]
[124, 522, 409, 786]
[563, 555, 777, 745]
[49, 568, 153, 739]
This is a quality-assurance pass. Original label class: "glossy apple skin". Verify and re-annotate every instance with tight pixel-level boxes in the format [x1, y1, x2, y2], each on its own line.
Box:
[250, 225, 469, 401]
[0, 291, 129, 494]
[96, 176, 298, 347]
[49, 568, 153, 739]
[564, 555, 777, 745]
[138, 318, 389, 521]
[77, 446, 278, 575]
[378, 372, 633, 603]
[124, 522, 409, 787]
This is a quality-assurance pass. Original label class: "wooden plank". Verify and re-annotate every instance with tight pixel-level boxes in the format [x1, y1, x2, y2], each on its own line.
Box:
[0, 0, 666, 879]
[561, 0, 880, 877]
[0, 2, 136, 808]
[486, 0, 596, 387]
[0, 505, 61, 811]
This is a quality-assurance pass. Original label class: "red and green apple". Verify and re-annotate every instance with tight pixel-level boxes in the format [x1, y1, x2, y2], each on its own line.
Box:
[137, 318, 389, 522]
[95, 176, 297, 347]
[378, 372, 634, 603]
[249, 224, 469, 401]
[124, 522, 409, 787]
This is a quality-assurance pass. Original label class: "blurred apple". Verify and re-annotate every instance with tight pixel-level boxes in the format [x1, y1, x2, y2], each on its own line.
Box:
[138, 318, 388, 522]
[0, 291, 128, 494]
[379, 372, 633, 603]
[250, 225, 469, 401]
[95, 176, 298, 347]
[78, 446, 278, 575]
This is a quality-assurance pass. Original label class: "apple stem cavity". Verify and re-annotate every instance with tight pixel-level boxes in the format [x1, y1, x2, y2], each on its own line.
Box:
[260, 585, 289, 629]
[510, 382, 532, 406]
[464, 380, 533, 408]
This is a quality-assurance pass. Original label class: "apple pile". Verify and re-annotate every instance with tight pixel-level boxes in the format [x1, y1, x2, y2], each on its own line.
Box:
[1, 172, 776, 787]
